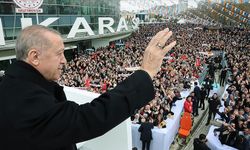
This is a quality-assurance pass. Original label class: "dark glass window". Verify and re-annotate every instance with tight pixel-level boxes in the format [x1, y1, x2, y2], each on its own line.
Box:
[58, 6, 79, 15]
[58, 26, 71, 35]
[42, 5, 57, 14]
[81, 7, 88, 15]
[2, 16, 14, 27]
[43, 0, 57, 4]
[0, 3, 14, 14]
[84, 16, 90, 23]
[59, 16, 71, 25]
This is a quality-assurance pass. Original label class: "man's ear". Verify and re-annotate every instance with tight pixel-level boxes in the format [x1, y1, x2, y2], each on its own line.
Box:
[26, 49, 40, 66]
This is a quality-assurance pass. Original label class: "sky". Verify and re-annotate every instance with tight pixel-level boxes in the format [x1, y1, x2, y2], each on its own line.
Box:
[120, 0, 202, 12]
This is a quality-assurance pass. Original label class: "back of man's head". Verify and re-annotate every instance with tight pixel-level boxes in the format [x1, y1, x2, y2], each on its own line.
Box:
[199, 134, 207, 142]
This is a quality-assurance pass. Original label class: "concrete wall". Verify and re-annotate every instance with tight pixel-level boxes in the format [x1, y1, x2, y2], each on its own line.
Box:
[91, 32, 132, 49]
[91, 38, 110, 48]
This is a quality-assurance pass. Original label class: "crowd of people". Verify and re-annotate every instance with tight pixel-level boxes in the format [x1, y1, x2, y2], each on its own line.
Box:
[57, 22, 249, 149]
[0, 20, 248, 149]
[209, 28, 250, 149]
[59, 23, 213, 128]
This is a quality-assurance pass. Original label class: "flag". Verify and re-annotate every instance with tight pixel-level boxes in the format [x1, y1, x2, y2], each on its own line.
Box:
[101, 82, 107, 92]
[85, 78, 91, 88]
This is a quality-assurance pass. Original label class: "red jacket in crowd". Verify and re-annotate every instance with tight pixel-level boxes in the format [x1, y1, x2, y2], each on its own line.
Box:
[85, 78, 91, 88]
[184, 99, 193, 113]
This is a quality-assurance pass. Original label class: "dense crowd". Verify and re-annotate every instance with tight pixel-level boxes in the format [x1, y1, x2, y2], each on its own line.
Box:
[59, 24, 249, 149]
[210, 28, 250, 149]
[59, 23, 212, 128]
[0, 20, 248, 149]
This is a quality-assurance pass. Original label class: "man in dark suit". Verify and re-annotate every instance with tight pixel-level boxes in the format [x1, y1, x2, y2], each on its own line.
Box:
[138, 118, 154, 150]
[206, 93, 221, 126]
[199, 87, 207, 110]
[208, 61, 215, 79]
[203, 75, 213, 99]
[194, 82, 201, 112]
[193, 134, 211, 150]
[0, 25, 176, 150]
[220, 68, 227, 86]
[191, 92, 199, 116]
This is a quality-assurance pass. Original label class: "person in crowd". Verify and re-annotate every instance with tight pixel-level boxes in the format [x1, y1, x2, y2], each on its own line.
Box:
[0, 25, 176, 150]
[193, 134, 211, 150]
[170, 89, 182, 108]
[153, 113, 166, 128]
[214, 123, 238, 146]
[220, 68, 227, 86]
[214, 68, 220, 88]
[184, 96, 193, 114]
[206, 93, 221, 126]
[203, 75, 213, 99]
[191, 92, 199, 116]
[183, 80, 191, 90]
[241, 126, 250, 150]
[234, 135, 248, 150]
[199, 86, 207, 110]
[194, 82, 201, 110]
[208, 61, 215, 79]
[132, 113, 140, 124]
[216, 107, 231, 123]
[138, 118, 154, 150]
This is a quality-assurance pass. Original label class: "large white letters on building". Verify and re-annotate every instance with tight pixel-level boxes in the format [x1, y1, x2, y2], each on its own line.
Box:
[0, 17, 139, 46]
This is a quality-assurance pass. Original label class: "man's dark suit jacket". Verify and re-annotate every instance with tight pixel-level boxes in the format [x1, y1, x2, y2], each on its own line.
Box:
[138, 122, 154, 142]
[194, 86, 201, 99]
[0, 61, 154, 150]
[193, 138, 211, 150]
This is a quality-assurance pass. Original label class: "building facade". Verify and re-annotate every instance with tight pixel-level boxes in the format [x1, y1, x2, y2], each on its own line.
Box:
[0, 0, 135, 70]
[179, 0, 188, 12]
[0, 0, 121, 40]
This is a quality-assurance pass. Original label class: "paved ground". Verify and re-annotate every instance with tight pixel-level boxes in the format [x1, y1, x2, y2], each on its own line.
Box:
[170, 83, 226, 150]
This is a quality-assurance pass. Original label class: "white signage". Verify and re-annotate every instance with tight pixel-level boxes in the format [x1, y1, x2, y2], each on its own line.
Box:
[13, 0, 44, 13]
[98, 17, 115, 34]
[15, 8, 43, 13]
[68, 17, 95, 38]
[0, 17, 140, 46]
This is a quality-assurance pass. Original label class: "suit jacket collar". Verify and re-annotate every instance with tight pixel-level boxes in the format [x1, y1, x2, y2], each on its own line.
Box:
[5, 60, 66, 102]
